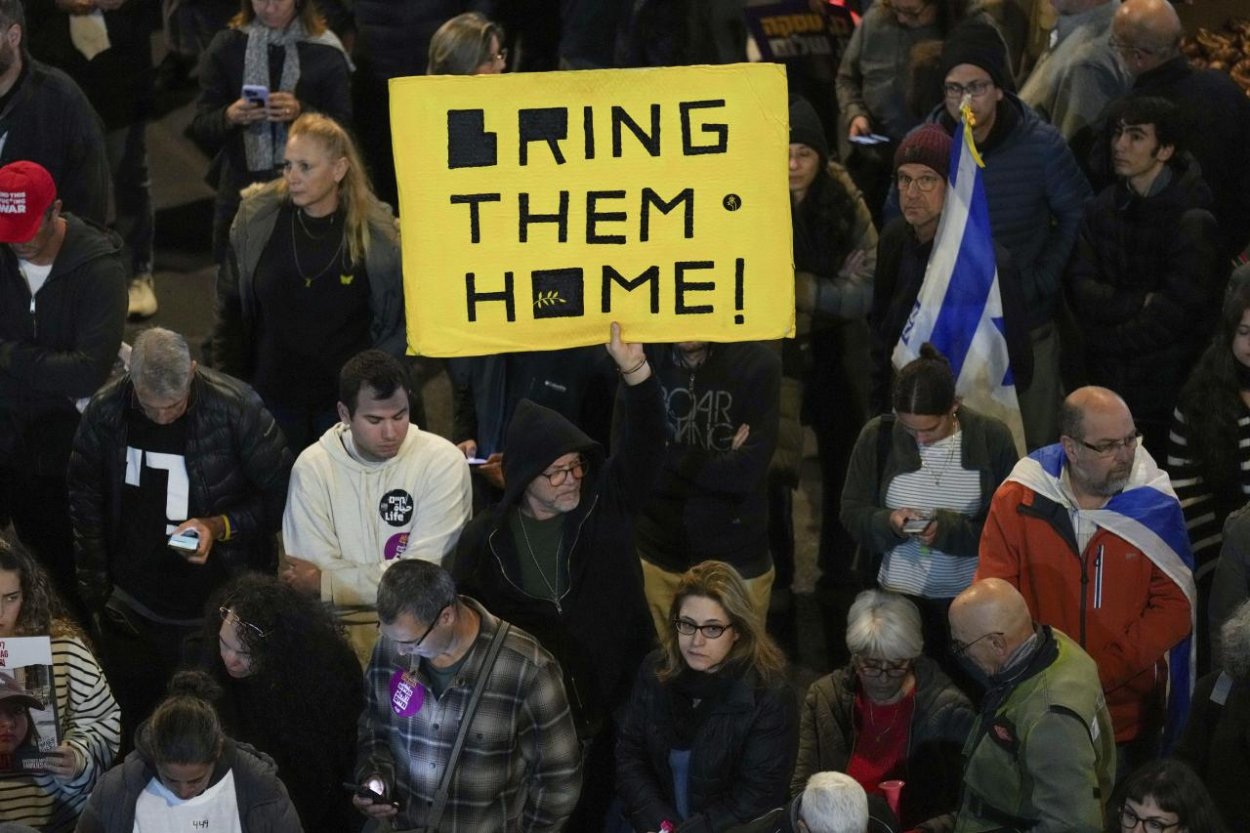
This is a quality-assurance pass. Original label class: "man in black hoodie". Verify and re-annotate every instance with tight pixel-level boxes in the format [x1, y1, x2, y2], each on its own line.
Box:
[452, 321, 665, 828]
[0, 160, 125, 620]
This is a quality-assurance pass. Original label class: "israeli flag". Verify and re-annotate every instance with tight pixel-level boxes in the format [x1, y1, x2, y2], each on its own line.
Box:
[892, 101, 1025, 453]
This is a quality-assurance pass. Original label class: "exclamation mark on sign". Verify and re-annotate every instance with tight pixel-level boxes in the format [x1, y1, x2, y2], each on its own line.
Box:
[734, 258, 745, 324]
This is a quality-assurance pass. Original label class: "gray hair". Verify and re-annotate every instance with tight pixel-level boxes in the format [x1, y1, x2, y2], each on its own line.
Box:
[377, 560, 458, 625]
[427, 12, 503, 75]
[1221, 600, 1250, 681]
[800, 772, 869, 833]
[845, 589, 923, 660]
[130, 328, 193, 399]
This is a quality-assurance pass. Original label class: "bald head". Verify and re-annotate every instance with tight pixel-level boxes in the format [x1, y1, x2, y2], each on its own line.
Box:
[949, 579, 1034, 676]
[1060, 386, 1131, 441]
[1112, 0, 1182, 72]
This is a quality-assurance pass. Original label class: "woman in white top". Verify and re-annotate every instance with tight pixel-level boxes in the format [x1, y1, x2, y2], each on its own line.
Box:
[77, 670, 301, 833]
[840, 344, 1018, 673]
[0, 536, 120, 833]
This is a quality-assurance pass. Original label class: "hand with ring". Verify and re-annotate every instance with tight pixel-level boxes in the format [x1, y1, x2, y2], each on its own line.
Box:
[268, 91, 301, 123]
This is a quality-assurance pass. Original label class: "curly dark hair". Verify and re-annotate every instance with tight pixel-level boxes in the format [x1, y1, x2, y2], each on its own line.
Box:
[1107, 759, 1228, 833]
[196, 572, 359, 748]
[1174, 277, 1250, 504]
[0, 534, 87, 642]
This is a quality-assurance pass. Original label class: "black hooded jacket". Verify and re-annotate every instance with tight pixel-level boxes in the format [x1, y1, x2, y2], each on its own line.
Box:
[0, 213, 125, 472]
[452, 374, 665, 732]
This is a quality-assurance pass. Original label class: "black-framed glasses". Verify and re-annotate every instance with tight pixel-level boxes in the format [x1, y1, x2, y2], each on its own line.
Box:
[944, 79, 994, 99]
[896, 172, 942, 193]
[392, 602, 452, 650]
[220, 606, 269, 639]
[852, 655, 912, 678]
[673, 619, 734, 639]
[1119, 805, 1182, 833]
[882, 0, 931, 20]
[542, 456, 588, 486]
[1074, 432, 1141, 458]
[1108, 37, 1165, 62]
[950, 631, 1002, 658]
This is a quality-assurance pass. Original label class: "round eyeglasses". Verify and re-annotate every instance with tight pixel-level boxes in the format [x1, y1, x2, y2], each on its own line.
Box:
[542, 456, 588, 486]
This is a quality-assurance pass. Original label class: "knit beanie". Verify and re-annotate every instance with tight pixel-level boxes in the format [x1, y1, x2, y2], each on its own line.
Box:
[789, 97, 830, 162]
[939, 19, 1011, 91]
[894, 124, 952, 179]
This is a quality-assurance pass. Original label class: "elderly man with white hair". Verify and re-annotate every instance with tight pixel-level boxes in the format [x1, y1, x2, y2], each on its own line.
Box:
[792, 590, 973, 830]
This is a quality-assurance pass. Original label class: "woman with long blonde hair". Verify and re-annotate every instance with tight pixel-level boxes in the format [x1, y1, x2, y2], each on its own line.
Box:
[616, 560, 797, 832]
[212, 113, 405, 450]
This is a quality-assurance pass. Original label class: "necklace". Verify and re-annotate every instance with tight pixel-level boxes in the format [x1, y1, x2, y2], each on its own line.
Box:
[919, 416, 960, 488]
[295, 206, 337, 240]
[290, 208, 346, 287]
[518, 513, 564, 612]
[862, 693, 908, 743]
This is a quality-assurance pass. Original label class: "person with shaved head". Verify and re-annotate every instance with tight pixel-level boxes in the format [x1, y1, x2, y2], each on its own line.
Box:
[978, 386, 1194, 780]
[947, 578, 1115, 833]
[1098, 0, 1250, 260]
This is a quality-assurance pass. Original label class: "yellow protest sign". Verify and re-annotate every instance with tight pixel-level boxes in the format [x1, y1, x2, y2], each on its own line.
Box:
[390, 63, 794, 357]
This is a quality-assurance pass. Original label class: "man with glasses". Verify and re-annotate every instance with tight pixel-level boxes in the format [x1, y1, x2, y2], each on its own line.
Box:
[1101, 0, 1250, 260]
[452, 322, 664, 830]
[978, 386, 1194, 779]
[870, 124, 1033, 410]
[948, 578, 1115, 832]
[892, 19, 1091, 448]
[1017, 0, 1129, 144]
[282, 348, 471, 664]
[354, 558, 581, 830]
[1065, 95, 1220, 457]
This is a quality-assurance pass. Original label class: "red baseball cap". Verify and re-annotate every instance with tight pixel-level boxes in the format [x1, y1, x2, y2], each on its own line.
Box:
[0, 161, 58, 244]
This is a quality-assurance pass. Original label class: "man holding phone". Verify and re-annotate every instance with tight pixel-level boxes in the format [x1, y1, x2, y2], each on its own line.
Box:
[68, 326, 292, 744]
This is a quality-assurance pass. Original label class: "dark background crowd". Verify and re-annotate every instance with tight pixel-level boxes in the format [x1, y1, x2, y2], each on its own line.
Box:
[2, 0, 1250, 831]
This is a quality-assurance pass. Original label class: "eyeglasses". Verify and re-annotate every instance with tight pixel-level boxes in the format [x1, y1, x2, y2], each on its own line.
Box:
[1108, 37, 1164, 62]
[220, 606, 269, 639]
[542, 456, 588, 486]
[882, 0, 931, 20]
[950, 631, 1002, 657]
[896, 172, 943, 193]
[391, 602, 453, 650]
[943, 79, 994, 99]
[1120, 806, 1182, 833]
[1073, 432, 1141, 458]
[673, 619, 734, 639]
[852, 656, 912, 678]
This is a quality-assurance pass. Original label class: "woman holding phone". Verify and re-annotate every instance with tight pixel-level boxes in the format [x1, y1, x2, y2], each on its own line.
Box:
[840, 345, 1018, 678]
[192, 0, 351, 263]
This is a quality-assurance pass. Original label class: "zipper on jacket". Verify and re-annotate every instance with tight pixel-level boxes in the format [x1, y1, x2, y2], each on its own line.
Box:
[1093, 545, 1104, 610]
[1079, 546, 1090, 646]
[485, 494, 598, 616]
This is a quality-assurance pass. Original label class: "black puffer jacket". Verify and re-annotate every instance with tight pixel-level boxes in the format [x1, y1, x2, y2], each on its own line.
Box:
[616, 650, 799, 833]
[791, 656, 974, 831]
[1065, 154, 1221, 428]
[0, 214, 125, 473]
[452, 375, 664, 735]
[68, 367, 293, 610]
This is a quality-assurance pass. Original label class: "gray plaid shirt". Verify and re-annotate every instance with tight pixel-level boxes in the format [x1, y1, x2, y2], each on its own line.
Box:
[356, 597, 582, 831]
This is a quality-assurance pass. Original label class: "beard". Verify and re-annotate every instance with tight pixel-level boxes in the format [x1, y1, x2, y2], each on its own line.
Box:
[0, 40, 16, 78]
[1074, 457, 1133, 498]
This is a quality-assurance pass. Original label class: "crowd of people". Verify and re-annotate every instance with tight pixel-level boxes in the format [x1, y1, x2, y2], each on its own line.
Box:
[1, 0, 1250, 831]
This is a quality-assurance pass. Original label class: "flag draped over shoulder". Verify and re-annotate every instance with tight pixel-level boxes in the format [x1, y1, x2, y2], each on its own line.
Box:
[1009, 443, 1197, 747]
[892, 101, 1025, 453]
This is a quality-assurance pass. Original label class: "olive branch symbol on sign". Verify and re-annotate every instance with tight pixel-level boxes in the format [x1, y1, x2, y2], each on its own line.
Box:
[534, 291, 566, 308]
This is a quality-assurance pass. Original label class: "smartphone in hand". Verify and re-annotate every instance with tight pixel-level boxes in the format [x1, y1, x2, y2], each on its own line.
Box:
[168, 528, 199, 553]
[342, 781, 400, 810]
[242, 84, 269, 107]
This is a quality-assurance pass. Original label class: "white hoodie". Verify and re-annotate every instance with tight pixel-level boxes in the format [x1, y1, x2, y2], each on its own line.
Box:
[283, 421, 471, 620]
